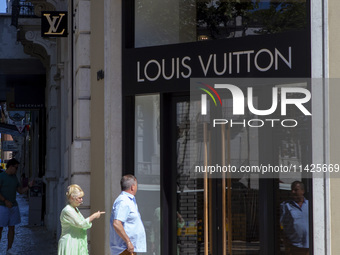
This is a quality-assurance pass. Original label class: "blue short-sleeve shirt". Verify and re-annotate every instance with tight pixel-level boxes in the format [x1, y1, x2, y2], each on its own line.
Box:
[110, 191, 146, 254]
[280, 199, 309, 248]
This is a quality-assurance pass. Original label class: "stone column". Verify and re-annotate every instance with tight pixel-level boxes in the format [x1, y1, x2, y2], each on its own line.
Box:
[70, 0, 92, 222]
[103, 0, 122, 253]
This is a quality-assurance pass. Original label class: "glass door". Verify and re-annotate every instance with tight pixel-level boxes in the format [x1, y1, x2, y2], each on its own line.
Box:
[134, 94, 161, 255]
[174, 96, 262, 255]
[176, 99, 207, 254]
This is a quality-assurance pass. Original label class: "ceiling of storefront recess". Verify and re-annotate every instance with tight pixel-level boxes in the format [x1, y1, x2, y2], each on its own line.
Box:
[0, 58, 45, 136]
[0, 15, 46, 102]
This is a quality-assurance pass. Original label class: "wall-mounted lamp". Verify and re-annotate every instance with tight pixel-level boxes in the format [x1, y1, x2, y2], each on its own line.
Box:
[97, 70, 104, 81]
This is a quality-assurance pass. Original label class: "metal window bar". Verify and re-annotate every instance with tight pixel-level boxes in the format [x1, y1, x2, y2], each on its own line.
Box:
[11, 0, 37, 28]
[19, 1, 35, 16]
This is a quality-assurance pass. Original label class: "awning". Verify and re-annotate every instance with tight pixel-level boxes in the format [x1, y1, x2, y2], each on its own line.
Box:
[0, 123, 24, 137]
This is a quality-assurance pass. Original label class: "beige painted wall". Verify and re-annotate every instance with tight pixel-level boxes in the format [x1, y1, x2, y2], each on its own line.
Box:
[90, 0, 123, 253]
[102, 0, 124, 252]
[328, 0, 340, 253]
[90, 0, 106, 253]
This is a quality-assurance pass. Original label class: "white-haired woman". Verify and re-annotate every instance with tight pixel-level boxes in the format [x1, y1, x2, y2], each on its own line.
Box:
[58, 184, 105, 255]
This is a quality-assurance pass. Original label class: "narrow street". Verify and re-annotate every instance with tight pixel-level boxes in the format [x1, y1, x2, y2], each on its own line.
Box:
[0, 194, 58, 255]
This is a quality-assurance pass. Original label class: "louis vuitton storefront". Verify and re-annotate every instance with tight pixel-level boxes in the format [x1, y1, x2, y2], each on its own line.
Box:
[121, 1, 313, 254]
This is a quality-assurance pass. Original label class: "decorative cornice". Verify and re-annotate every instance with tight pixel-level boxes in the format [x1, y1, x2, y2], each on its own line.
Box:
[22, 40, 49, 67]
[46, 0, 59, 9]
[28, 1, 56, 17]
[25, 30, 56, 52]
[23, 30, 56, 67]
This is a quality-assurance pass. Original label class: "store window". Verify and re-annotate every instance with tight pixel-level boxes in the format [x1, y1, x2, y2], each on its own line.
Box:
[134, 95, 161, 255]
[134, 0, 307, 48]
[127, 0, 312, 253]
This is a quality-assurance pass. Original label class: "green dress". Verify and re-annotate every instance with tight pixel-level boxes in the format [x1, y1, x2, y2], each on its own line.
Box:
[58, 204, 92, 255]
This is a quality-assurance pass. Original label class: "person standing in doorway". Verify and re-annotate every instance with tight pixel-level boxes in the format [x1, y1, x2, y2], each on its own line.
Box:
[280, 181, 309, 255]
[110, 174, 146, 255]
[0, 158, 31, 254]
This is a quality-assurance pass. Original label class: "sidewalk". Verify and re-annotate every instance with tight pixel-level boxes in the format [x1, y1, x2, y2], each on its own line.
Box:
[0, 194, 58, 255]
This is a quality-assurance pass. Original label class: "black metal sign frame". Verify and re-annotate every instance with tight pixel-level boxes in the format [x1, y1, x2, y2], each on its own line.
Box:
[41, 11, 68, 37]
[123, 30, 311, 96]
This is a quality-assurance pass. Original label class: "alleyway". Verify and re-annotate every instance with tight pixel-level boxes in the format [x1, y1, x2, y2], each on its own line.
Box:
[0, 194, 58, 255]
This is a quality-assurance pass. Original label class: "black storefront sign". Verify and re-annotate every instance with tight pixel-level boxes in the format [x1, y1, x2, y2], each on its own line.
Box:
[123, 31, 310, 95]
[6, 75, 45, 110]
[41, 11, 68, 37]
[9, 84, 45, 109]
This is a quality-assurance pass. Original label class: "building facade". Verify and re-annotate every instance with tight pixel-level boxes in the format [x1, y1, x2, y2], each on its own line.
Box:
[2, 0, 340, 254]
[88, 0, 338, 253]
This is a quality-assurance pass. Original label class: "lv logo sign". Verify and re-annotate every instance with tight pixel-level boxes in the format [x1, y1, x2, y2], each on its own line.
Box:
[41, 12, 68, 37]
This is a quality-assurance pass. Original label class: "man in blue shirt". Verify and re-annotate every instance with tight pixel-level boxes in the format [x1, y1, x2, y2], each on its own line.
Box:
[0, 158, 31, 253]
[280, 181, 309, 255]
[110, 174, 146, 255]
